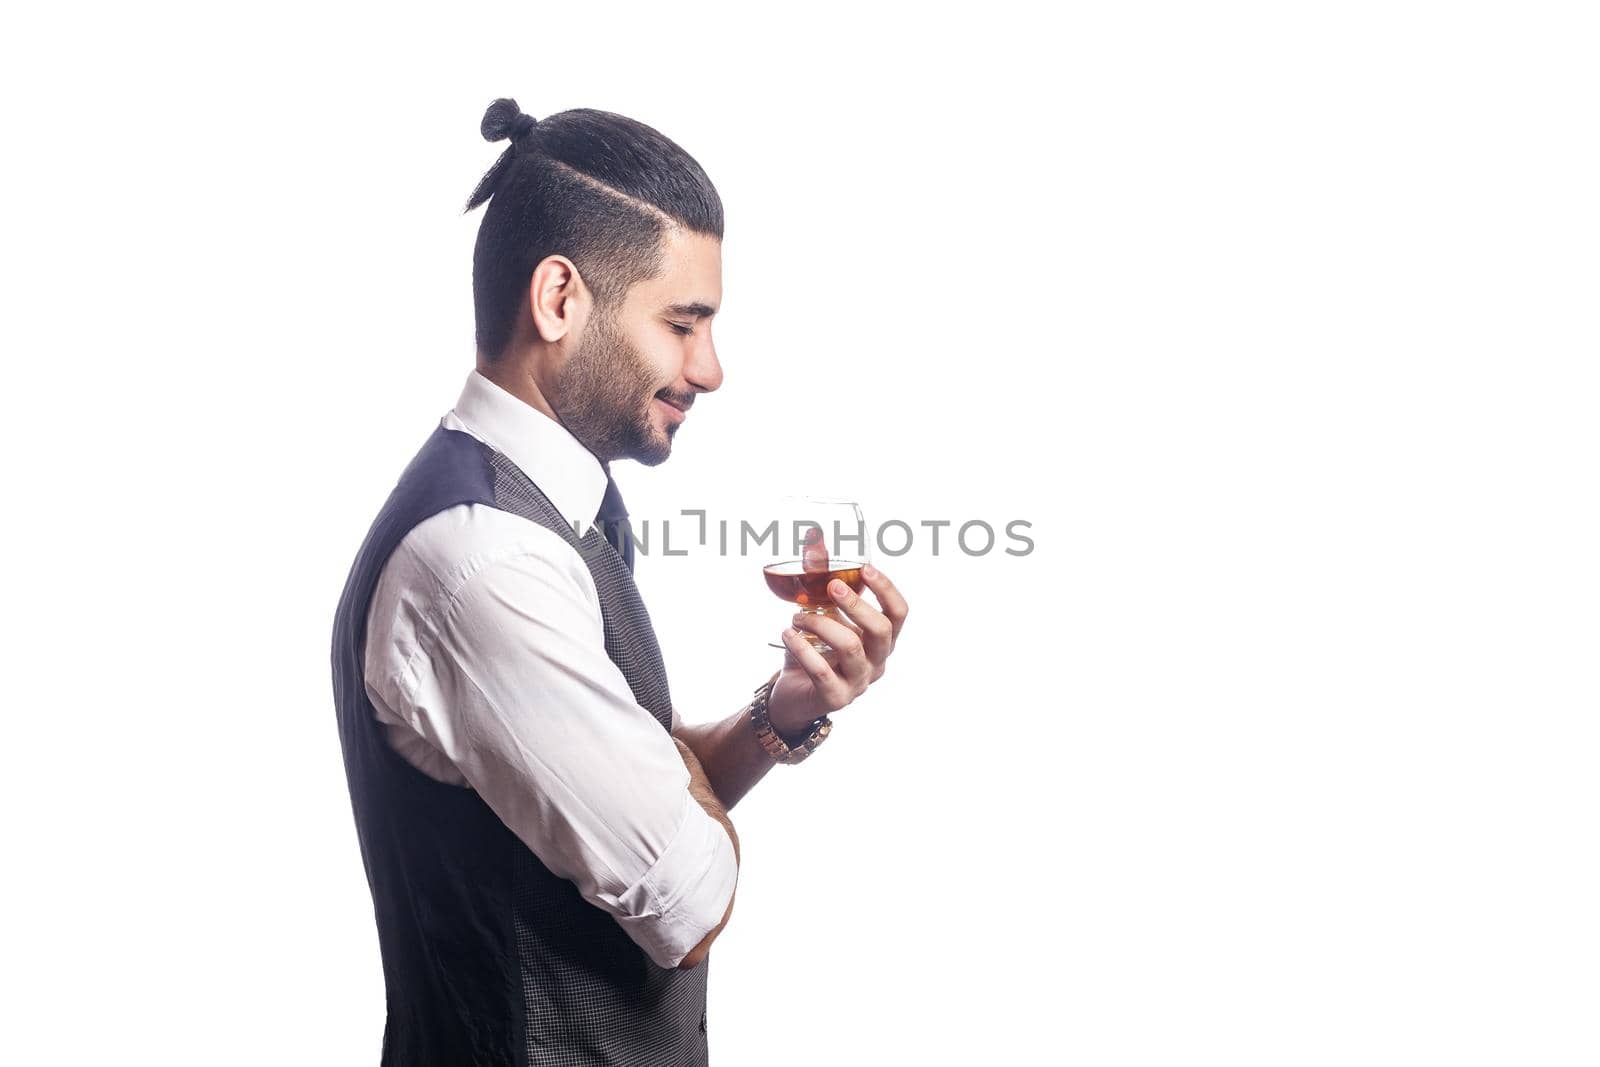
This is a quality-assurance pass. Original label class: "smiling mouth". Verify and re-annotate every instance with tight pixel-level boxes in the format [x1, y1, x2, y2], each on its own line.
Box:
[655, 393, 693, 414]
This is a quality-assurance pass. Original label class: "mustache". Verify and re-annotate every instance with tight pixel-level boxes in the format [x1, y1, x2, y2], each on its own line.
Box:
[655, 387, 696, 412]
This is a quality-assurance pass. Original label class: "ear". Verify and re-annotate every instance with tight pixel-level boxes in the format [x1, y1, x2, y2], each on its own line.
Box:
[527, 254, 590, 343]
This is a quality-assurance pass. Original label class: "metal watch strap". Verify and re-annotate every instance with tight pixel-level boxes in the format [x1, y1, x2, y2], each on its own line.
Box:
[748, 672, 831, 764]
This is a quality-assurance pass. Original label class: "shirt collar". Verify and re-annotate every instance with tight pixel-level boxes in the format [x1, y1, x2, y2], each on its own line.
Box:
[445, 368, 609, 533]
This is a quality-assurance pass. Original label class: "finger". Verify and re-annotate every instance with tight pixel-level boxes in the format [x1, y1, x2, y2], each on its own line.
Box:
[813, 607, 862, 639]
[791, 613, 871, 691]
[826, 577, 893, 663]
[860, 564, 909, 641]
[781, 642, 843, 674]
[779, 627, 854, 709]
[780, 637, 845, 673]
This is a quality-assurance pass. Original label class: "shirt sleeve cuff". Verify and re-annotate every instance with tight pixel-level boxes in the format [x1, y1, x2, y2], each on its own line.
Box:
[607, 791, 738, 968]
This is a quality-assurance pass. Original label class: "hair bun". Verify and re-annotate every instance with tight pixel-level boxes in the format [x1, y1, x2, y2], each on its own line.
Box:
[480, 98, 538, 143]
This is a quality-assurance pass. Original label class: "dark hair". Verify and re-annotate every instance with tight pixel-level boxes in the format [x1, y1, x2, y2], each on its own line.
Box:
[464, 99, 724, 362]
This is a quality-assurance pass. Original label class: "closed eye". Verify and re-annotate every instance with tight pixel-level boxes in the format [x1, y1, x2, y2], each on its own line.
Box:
[667, 322, 695, 336]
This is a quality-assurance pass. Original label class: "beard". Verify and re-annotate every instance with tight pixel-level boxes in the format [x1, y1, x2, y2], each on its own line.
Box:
[551, 308, 683, 466]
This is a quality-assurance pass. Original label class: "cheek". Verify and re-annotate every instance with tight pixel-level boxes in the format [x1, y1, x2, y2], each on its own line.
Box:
[643, 344, 681, 386]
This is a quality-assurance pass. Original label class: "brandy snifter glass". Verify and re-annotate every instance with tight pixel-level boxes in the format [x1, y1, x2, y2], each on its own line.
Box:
[761, 497, 869, 656]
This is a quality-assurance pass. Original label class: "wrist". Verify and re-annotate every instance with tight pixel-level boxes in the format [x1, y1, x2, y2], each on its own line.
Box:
[747, 673, 831, 765]
[765, 672, 817, 739]
[774, 718, 818, 747]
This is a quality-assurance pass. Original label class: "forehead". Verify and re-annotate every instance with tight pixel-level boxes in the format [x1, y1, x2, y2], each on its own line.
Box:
[629, 227, 722, 314]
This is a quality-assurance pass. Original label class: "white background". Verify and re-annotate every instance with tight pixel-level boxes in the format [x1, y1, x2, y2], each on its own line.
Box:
[3, 2, 1597, 1064]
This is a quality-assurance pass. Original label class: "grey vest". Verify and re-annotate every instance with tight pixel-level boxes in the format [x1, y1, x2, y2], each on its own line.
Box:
[330, 426, 709, 1066]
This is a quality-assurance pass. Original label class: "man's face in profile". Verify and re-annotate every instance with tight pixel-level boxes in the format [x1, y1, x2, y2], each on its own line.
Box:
[554, 228, 724, 466]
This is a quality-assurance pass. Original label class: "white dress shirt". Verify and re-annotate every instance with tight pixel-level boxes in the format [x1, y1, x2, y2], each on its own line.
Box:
[362, 369, 737, 969]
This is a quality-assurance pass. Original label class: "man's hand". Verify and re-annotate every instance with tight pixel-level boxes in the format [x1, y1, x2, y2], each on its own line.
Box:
[770, 563, 909, 737]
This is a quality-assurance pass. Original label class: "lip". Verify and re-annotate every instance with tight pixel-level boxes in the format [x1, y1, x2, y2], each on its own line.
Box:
[655, 396, 689, 421]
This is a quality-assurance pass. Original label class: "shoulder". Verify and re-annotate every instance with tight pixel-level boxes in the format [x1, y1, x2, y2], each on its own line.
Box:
[364, 503, 598, 678]
[407, 500, 580, 577]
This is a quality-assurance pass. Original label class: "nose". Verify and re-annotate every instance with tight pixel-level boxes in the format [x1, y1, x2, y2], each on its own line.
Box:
[685, 330, 723, 394]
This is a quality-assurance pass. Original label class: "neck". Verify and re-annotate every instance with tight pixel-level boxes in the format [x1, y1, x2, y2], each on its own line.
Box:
[474, 352, 613, 470]
[475, 352, 559, 423]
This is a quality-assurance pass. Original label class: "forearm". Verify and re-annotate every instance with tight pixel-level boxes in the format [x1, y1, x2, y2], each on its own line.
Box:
[673, 737, 740, 859]
[672, 738, 739, 968]
[673, 705, 780, 812]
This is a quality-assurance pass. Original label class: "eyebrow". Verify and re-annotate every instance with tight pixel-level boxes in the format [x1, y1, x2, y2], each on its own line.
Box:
[664, 302, 718, 318]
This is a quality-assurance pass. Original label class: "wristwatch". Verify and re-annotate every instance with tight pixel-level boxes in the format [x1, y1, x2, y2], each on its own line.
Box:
[748, 671, 831, 764]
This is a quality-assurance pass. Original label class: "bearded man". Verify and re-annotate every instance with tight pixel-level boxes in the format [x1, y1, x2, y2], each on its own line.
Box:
[330, 99, 909, 1067]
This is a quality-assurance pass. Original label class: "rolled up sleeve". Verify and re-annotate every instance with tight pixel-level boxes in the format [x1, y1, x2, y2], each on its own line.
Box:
[607, 791, 739, 967]
[370, 509, 738, 968]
